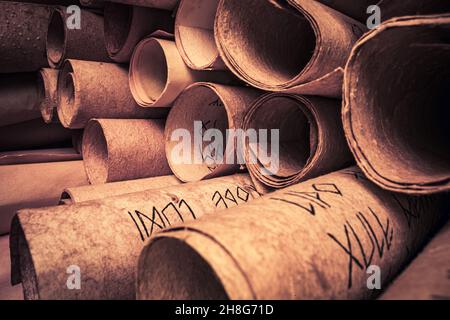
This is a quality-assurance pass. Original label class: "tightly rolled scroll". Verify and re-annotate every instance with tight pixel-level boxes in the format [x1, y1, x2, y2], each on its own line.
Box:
[61, 175, 181, 204]
[380, 220, 450, 300]
[38, 69, 59, 123]
[108, 0, 179, 11]
[129, 37, 231, 108]
[0, 73, 42, 127]
[0, 148, 81, 166]
[57, 59, 168, 129]
[137, 167, 448, 300]
[0, 2, 50, 73]
[343, 15, 450, 194]
[82, 119, 171, 184]
[165, 82, 262, 182]
[104, 2, 174, 63]
[243, 93, 352, 192]
[175, 0, 225, 70]
[46, 7, 110, 68]
[10, 174, 261, 299]
[0, 160, 88, 235]
[215, 0, 365, 98]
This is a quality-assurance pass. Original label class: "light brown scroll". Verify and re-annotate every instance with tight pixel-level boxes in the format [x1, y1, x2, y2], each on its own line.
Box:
[0, 2, 50, 73]
[38, 69, 59, 124]
[0, 235, 23, 300]
[0, 73, 42, 127]
[108, 0, 179, 11]
[243, 93, 352, 192]
[343, 15, 450, 194]
[137, 167, 448, 300]
[129, 37, 232, 108]
[104, 2, 174, 63]
[215, 0, 365, 98]
[175, 0, 226, 71]
[0, 119, 72, 152]
[46, 7, 111, 68]
[61, 175, 181, 204]
[165, 82, 262, 182]
[381, 220, 450, 300]
[0, 148, 82, 166]
[0, 160, 88, 235]
[57, 59, 168, 129]
[10, 174, 261, 300]
[82, 119, 171, 184]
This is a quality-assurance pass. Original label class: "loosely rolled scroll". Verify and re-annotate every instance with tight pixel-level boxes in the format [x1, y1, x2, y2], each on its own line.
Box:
[57, 59, 168, 129]
[107, 0, 179, 11]
[61, 175, 181, 204]
[83, 119, 171, 184]
[0, 2, 51, 73]
[0, 160, 88, 235]
[243, 93, 352, 192]
[104, 2, 174, 63]
[10, 174, 261, 299]
[380, 220, 450, 300]
[137, 167, 448, 300]
[46, 7, 111, 68]
[0, 235, 23, 300]
[343, 15, 450, 194]
[129, 37, 231, 107]
[175, 0, 225, 70]
[215, 0, 365, 98]
[38, 68, 59, 124]
[165, 82, 261, 182]
[0, 148, 82, 166]
[0, 73, 42, 127]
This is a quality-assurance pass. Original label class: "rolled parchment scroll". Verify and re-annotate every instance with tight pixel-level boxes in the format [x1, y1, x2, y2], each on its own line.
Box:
[137, 167, 448, 300]
[82, 119, 171, 184]
[165, 82, 262, 182]
[0, 148, 81, 166]
[215, 0, 365, 98]
[343, 15, 450, 194]
[243, 93, 352, 192]
[10, 174, 261, 299]
[38, 68, 59, 124]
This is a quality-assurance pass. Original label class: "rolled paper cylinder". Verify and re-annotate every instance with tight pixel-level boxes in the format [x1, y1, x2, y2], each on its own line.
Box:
[38, 68, 59, 124]
[129, 37, 232, 108]
[61, 175, 181, 204]
[0, 119, 72, 152]
[215, 0, 365, 98]
[104, 2, 174, 63]
[0, 148, 82, 166]
[57, 59, 168, 129]
[343, 15, 450, 194]
[0, 2, 51, 73]
[243, 93, 352, 192]
[165, 82, 262, 182]
[137, 167, 448, 300]
[46, 7, 111, 68]
[0, 73, 42, 127]
[175, 0, 226, 70]
[83, 119, 171, 184]
[108, 0, 179, 11]
[0, 235, 23, 300]
[0, 160, 88, 235]
[10, 174, 261, 299]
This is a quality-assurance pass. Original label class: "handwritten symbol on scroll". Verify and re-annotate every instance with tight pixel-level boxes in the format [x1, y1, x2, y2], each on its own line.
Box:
[212, 185, 258, 209]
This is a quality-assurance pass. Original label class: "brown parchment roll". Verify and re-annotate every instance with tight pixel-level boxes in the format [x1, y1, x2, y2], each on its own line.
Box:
[0, 148, 81, 166]
[57, 59, 168, 129]
[83, 119, 171, 184]
[137, 167, 448, 300]
[129, 37, 232, 107]
[105, 2, 174, 63]
[0, 73, 42, 127]
[214, 0, 365, 98]
[0, 119, 72, 152]
[380, 220, 450, 300]
[0, 2, 51, 73]
[243, 93, 352, 192]
[165, 82, 262, 182]
[0, 160, 88, 235]
[0, 235, 23, 300]
[175, 0, 226, 70]
[343, 15, 450, 194]
[38, 68, 59, 124]
[61, 175, 181, 204]
[108, 0, 179, 11]
[10, 174, 261, 300]
[46, 7, 111, 68]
